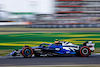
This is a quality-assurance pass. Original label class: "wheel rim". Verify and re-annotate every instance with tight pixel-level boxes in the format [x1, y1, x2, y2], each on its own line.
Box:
[24, 49, 32, 57]
[22, 47, 33, 58]
[80, 46, 90, 57]
[82, 48, 89, 55]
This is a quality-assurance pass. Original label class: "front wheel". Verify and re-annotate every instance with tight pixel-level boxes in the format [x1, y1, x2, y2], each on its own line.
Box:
[22, 47, 33, 58]
[79, 46, 91, 57]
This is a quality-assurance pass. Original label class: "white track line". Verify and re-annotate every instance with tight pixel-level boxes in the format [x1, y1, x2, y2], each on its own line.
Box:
[91, 53, 100, 56]
[0, 53, 100, 58]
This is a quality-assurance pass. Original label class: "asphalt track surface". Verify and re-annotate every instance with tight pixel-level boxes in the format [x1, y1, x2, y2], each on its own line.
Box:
[0, 54, 100, 66]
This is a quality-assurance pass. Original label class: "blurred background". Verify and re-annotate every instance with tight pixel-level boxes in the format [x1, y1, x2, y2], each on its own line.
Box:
[0, 0, 100, 26]
[0, 0, 100, 56]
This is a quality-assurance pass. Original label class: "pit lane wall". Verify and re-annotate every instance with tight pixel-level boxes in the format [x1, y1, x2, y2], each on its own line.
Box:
[28, 24, 100, 28]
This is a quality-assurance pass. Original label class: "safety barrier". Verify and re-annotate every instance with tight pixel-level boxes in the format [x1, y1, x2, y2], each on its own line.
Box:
[28, 24, 100, 28]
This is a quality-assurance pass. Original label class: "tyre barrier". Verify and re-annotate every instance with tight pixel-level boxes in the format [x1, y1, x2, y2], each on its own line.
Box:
[28, 24, 100, 28]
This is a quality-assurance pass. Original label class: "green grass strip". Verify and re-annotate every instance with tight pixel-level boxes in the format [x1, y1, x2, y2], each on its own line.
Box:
[0, 32, 100, 50]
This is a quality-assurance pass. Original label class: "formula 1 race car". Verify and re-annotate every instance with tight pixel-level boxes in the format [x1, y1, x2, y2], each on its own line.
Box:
[7, 41, 95, 58]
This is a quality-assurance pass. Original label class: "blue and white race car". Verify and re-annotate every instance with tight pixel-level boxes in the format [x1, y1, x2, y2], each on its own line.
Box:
[7, 41, 95, 57]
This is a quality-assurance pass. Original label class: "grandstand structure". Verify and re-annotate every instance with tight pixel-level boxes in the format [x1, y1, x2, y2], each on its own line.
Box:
[54, 0, 100, 24]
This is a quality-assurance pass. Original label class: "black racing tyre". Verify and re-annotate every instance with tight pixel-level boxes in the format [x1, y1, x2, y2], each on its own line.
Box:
[22, 47, 33, 58]
[79, 46, 91, 57]
[22, 45, 29, 49]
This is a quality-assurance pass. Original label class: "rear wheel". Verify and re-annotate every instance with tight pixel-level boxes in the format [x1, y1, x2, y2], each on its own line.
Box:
[22, 47, 33, 58]
[79, 46, 91, 57]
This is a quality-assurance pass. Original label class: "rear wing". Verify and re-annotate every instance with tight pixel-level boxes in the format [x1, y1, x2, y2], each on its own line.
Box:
[86, 41, 95, 52]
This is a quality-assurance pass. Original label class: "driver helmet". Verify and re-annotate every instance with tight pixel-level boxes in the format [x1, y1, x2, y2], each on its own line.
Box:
[54, 39, 59, 44]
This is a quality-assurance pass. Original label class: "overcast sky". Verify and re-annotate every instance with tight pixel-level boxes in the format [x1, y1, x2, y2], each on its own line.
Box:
[0, 0, 55, 14]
